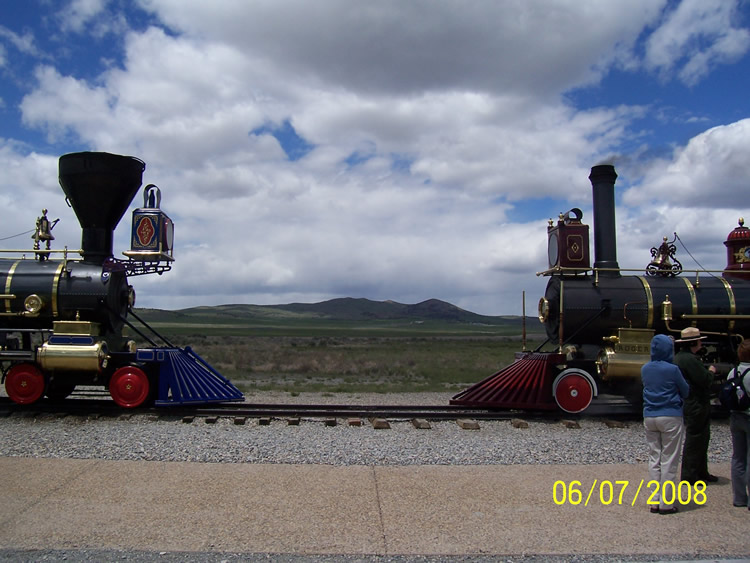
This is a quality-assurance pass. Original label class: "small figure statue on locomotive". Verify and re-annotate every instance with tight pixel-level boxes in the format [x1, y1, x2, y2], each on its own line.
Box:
[31, 209, 59, 260]
[453, 164, 748, 413]
[1, 152, 243, 408]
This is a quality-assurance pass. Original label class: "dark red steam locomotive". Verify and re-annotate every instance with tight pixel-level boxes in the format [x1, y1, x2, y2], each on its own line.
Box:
[452, 165, 750, 413]
[1, 152, 243, 408]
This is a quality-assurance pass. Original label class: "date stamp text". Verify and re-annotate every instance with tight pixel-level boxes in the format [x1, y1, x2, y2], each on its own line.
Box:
[552, 479, 707, 506]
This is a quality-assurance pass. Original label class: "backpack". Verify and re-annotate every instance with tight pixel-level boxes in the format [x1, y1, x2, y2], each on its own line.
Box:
[719, 366, 750, 411]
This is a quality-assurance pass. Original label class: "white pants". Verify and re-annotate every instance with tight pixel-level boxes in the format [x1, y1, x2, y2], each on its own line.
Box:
[644, 416, 684, 510]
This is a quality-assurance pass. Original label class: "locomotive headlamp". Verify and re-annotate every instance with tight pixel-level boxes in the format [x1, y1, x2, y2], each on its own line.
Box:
[24, 294, 43, 316]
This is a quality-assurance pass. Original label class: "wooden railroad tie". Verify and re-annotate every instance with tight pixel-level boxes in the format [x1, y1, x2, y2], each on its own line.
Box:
[457, 419, 480, 430]
[370, 418, 390, 429]
[411, 418, 431, 429]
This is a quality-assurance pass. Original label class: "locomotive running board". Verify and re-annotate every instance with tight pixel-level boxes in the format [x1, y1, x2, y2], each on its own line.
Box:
[450, 352, 563, 410]
[136, 347, 244, 406]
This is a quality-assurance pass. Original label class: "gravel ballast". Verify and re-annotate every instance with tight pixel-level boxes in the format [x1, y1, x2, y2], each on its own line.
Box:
[0, 392, 733, 466]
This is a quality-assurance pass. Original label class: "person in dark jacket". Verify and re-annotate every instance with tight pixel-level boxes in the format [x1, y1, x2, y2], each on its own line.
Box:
[674, 327, 717, 484]
[727, 339, 750, 509]
[642, 333, 690, 514]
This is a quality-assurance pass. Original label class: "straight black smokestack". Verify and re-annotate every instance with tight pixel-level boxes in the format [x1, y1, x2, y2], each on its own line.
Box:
[589, 164, 619, 275]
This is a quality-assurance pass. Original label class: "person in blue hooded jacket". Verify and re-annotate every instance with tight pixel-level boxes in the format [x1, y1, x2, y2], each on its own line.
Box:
[641, 334, 690, 514]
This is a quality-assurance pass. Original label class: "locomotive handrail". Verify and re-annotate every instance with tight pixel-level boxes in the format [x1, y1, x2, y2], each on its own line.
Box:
[0, 249, 172, 276]
[0, 311, 41, 317]
[680, 313, 750, 321]
[0, 328, 52, 333]
[681, 314, 750, 320]
[0, 248, 82, 255]
[537, 266, 737, 276]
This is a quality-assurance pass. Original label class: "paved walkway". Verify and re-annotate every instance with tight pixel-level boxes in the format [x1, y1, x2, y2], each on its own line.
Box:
[0, 457, 747, 559]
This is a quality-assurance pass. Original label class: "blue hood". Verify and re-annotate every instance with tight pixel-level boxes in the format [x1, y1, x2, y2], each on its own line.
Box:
[650, 334, 674, 362]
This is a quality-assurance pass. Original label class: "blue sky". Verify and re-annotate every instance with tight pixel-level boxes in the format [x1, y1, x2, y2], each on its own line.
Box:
[1, 0, 749, 314]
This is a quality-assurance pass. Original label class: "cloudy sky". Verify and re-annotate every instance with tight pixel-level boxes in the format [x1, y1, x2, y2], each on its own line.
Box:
[1, 0, 749, 315]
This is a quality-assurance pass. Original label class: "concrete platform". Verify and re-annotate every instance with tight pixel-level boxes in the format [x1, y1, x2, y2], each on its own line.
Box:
[0, 457, 747, 559]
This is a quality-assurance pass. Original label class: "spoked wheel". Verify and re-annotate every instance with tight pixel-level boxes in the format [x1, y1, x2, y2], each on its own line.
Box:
[5, 363, 46, 405]
[109, 366, 150, 408]
[553, 369, 595, 414]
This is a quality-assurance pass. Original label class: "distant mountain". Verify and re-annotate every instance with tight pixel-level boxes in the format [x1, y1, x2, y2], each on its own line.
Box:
[136, 297, 521, 325]
[264, 297, 502, 323]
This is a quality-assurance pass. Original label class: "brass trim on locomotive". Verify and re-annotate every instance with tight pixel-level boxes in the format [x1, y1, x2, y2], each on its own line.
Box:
[51, 261, 64, 318]
[636, 275, 654, 328]
[681, 276, 698, 328]
[4, 260, 18, 314]
[718, 277, 736, 332]
[38, 340, 108, 372]
[0, 260, 65, 318]
[597, 327, 653, 380]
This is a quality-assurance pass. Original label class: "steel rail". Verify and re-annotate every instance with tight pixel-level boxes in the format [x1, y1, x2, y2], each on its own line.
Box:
[0, 396, 641, 420]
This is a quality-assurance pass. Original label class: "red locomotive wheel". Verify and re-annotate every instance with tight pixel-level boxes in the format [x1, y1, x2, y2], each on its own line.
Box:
[109, 366, 150, 408]
[5, 364, 46, 405]
[553, 370, 594, 414]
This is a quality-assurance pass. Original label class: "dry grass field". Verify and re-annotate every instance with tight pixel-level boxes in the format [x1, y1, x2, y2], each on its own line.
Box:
[134, 301, 544, 394]
[160, 334, 542, 394]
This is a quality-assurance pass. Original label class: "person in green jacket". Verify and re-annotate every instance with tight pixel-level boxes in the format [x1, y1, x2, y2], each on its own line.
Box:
[674, 327, 718, 484]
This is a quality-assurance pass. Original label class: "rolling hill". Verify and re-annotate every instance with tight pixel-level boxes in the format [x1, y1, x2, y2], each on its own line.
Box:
[136, 297, 526, 326]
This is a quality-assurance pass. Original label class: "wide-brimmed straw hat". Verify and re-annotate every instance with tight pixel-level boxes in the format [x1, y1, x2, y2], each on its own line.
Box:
[675, 327, 706, 342]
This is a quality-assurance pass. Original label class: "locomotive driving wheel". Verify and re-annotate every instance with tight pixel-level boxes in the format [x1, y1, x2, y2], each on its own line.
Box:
[5, 363, 46, 405]
[109, 366, 151, 408]
[552, 368, 596, 414]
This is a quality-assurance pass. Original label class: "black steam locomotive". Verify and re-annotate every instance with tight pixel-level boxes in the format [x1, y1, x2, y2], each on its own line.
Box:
[453, 164, 750, 413]
[1, 152, 243, 408]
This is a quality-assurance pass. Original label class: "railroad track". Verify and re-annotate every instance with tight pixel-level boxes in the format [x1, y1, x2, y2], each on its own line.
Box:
[0, 394, 641, 420]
